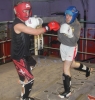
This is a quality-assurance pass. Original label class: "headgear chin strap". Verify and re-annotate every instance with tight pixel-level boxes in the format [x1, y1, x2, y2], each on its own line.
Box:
[14, 2, 32, 21]
[65, 6, 78, 24]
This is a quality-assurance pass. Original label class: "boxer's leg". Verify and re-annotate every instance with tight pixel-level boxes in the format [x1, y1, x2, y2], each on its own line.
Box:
[74, 63, 91, 77]
[58, 73, 71, 98]
[20, 80, 34, 100]
[13, 59, 34, 100]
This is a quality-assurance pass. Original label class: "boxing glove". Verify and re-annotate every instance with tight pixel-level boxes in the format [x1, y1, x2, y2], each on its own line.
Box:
[25, 17, 43, 28]
[44, 21, 60, 32]
[60, 23, 73, 38]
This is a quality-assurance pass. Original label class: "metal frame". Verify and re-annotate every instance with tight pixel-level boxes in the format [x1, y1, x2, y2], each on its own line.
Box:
[0, 39, 11, 63]
[0, 20, 95, 63]
[1, 30, 95, 63]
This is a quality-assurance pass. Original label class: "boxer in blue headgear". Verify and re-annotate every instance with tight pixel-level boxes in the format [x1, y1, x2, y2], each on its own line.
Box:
[58, 6, 91, 98]
[42, 6, 92, 99]
[65, 6, 78, 24]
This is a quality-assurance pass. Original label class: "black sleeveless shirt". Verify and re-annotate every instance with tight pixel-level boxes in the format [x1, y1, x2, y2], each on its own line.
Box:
[11, 18, 31, 60]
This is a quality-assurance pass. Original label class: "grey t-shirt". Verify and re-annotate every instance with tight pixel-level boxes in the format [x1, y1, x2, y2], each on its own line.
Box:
[42, 16, 81, 47]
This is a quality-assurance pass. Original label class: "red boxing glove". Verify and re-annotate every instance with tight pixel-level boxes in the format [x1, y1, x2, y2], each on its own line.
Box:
[44, 21, 60, 32]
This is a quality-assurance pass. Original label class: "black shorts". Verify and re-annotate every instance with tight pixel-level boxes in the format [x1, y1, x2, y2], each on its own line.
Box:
[13, 58, 34, 82]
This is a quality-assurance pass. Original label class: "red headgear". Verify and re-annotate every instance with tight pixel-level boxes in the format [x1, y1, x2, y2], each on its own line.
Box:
[14, 2, 32, 21]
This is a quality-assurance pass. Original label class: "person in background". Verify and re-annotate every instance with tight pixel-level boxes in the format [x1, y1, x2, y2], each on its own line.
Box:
[11, 1, 60, 100]
[42, 6, 91, 99]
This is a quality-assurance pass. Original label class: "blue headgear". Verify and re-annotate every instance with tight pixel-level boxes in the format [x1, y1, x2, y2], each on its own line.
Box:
[65, 6, 78, 24]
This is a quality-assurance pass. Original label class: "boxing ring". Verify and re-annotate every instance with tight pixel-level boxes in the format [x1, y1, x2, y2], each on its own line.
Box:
[1, 29, 95, 64]
[0, 21, 95, 100]
[1, 20, 95, 64]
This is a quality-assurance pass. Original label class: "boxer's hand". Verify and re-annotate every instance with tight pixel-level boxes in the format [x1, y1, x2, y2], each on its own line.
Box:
[25, 17, 43, 28]
[44, 21, 60, 32]
[60, 23, 73, 38]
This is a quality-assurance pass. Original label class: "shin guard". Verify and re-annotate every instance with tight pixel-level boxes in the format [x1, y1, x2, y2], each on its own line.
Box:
[63, 73, 71, 92]
[75, 63, 90, 77]
[21, 80, 34, 99]
[58, 73, 71, 98]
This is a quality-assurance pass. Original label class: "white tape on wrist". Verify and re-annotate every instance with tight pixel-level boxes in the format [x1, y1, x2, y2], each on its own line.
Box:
[45, 26, 49, 31]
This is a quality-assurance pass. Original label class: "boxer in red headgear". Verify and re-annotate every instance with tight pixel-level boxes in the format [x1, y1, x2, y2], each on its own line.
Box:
[14, 2, 32, 21]
[11, 1, 60, 100]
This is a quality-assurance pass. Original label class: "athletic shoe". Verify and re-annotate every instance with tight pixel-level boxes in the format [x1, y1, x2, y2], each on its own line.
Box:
[20, 97, 34, 100]
[25, 97, 34, 100]
[58, 91, 71, 98]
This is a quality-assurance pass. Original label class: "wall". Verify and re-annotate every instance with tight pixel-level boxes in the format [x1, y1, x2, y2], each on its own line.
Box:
[31, 1, 50, 17]
[0, 0, 13, 22]
[0, 0, 93, 23]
